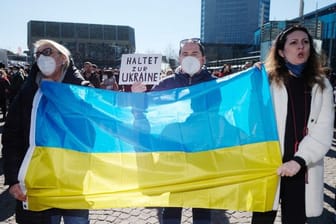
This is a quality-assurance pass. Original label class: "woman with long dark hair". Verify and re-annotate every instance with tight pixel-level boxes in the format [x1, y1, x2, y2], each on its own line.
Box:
[252, 25, 334, 224]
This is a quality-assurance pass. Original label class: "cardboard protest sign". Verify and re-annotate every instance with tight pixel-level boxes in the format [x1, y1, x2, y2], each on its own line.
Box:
[119, 54, 162, 85]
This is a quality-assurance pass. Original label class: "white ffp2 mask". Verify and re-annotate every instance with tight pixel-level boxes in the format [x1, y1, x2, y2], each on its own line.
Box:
[37, 55, 57, 76]
[181, 56, 201, 76]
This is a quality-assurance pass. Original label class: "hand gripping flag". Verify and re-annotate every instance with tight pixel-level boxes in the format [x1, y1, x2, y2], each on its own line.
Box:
[19, 66, 282, 211]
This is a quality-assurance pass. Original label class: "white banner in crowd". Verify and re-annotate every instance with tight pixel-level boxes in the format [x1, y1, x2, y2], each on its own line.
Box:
[119, 54, 162, 85]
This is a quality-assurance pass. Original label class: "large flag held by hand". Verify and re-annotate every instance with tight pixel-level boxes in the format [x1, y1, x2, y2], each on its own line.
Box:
[19, 67, 282, 212]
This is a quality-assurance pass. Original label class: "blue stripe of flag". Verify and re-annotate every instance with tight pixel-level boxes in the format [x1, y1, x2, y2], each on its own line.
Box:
[36, 67, 278, 153]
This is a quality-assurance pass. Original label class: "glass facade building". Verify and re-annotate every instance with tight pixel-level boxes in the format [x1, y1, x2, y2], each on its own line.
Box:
[201, 0, 270, 61]
[201, 0, 269, 44]
[27, 20, 135, 68]
[305, 3, 336, 70]
[259, 3, 336, 70]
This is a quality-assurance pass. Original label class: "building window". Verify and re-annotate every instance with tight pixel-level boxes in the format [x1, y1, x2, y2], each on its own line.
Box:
[31, 21, 45, 36]
[46, 22, 60, 38]
[104, 26, 116, 40]
[117, 27, 129, 41]
[90, 25, 103, 39]
[76, 24, 89, 39]
[62, 23, 75, 38]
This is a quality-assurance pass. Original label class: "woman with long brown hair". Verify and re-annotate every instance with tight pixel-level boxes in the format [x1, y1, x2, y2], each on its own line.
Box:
[252, 25, 334, 224]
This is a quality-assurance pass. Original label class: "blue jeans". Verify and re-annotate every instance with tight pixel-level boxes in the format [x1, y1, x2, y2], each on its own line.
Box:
[49, 209, 89, 224]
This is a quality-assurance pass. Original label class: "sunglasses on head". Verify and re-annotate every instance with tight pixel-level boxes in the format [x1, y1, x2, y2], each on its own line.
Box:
[35, 47, 53, 58]
[278, 25, 308, 42]
[179, 38, 201, 47]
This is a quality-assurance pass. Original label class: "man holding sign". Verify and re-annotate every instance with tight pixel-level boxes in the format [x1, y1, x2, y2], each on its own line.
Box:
[132, 38, 214, 224]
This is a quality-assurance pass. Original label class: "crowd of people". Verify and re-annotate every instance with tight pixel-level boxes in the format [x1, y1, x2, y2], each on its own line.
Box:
[0, 63, 28, 121]
[209, 61, 254, 78]
[1, 24, 336, 224]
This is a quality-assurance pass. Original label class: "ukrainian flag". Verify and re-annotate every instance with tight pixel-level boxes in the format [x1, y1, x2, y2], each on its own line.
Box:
[19, 67, 282, 212]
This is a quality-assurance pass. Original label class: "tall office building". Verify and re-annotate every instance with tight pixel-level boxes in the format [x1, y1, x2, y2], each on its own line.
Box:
[201, 0, 270, 60]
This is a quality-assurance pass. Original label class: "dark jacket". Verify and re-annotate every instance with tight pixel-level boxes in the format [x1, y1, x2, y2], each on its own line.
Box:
[0, 76, 10, 101]
[152, 69, 215, 91]
[8, 71, 25, 103]
[2, 60, 89, 224]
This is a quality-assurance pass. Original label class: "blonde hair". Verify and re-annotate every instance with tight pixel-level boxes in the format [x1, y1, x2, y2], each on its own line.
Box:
[34, 39, 71, 69]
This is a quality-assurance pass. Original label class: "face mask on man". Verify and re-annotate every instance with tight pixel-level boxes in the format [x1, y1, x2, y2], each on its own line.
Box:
[181, 56, 201, 76]
[37, 55, 57, 76]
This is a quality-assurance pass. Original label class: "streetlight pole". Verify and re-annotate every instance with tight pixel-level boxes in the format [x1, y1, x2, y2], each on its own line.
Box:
[299, 0, 304, 23]
[299, 0, 304, 17]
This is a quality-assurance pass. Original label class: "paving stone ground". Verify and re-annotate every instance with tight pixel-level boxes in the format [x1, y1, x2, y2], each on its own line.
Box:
[0, 116, 335, 223]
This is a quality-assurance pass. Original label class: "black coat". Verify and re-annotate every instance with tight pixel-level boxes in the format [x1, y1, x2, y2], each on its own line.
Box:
[2, 60, 89, 224]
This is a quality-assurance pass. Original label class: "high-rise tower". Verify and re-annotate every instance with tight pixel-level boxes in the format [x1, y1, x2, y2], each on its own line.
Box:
[201, 0, 270, 45]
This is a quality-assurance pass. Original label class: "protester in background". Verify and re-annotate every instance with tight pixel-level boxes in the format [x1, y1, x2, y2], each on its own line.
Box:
[24, 64, 31, 76]
[2, 39, 90, 224]
[100, 69, 119, 91]
[242, 61, 252, 70]
[220, 64, 232, 77]
[91, 63, 98, 75]
[82, 61, 92, 78]
[8, 65, 25, 104]
[91, 63, 102, 84]
[0, 69, 10, 121]
[81, 61, 100, 88]
[251, 25, 334, 224]
[132, 38, 214, 224]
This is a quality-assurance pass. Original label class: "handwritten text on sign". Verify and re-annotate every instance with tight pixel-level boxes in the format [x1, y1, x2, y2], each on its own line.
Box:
[119, 54, 162, 85]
